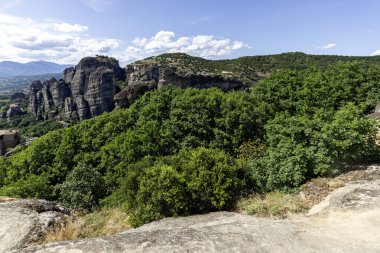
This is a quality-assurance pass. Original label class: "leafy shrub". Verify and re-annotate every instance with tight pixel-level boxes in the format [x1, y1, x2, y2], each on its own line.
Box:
[122, 147, 248, 227]
[127, 164, 188, 226]
[248, 103, 378, 191]
[57, 164, 105, 211]
[0, 174, 53, 199]
[0, 114, 63, 137]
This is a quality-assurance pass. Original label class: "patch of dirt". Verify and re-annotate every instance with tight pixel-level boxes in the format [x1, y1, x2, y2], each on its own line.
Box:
[299, 164, 380, 207]
[0, 197, 18, 203]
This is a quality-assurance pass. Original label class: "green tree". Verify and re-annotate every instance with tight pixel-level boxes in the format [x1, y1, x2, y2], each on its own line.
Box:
[57, 163, 105, 211]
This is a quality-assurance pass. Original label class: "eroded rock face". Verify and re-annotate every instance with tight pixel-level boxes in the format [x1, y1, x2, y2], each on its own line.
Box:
[0, 199, 68, 253]
[115, 63, 248, 108]
[28, 79, 70, 120]
[28, 57, 124, 121]
[6, 104, 23, 119]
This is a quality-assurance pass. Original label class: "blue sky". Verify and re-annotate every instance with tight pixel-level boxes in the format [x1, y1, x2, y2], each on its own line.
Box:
[0, 0, 379, 64]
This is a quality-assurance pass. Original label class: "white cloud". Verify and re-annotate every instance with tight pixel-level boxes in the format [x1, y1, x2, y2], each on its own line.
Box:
[123, 31, 247, 62]
[322, 43, 336, 49]
[0, 14, 120, 64]
[0, 15, 247, 65]
[371, 50, 380, 56]
[132, 38, 148, 47]
[54, 22, 88, 33]
[315, 43, 337, 50]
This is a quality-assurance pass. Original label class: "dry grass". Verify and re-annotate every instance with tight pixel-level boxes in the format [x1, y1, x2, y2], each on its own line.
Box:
[0, 196, 18, 203]
[237, 191, 308, 218]
[42, 207, 130, 243]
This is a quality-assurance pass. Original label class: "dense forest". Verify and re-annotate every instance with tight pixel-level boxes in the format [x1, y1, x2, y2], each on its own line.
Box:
[0, 94, 63, 137]
[0, 61, 379, 227]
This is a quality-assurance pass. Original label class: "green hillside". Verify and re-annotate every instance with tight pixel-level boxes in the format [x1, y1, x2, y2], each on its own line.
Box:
[1, 61, 379, 226]
[137, 52, 380, 85]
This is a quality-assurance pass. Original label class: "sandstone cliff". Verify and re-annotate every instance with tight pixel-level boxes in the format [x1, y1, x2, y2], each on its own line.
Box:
[28, 56, 124, 121]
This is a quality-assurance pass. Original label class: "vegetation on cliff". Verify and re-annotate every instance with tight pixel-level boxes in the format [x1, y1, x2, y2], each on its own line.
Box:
[0, 61, 379, 226]
[0, 114, 63, 137]
[139, 52, 380, 85]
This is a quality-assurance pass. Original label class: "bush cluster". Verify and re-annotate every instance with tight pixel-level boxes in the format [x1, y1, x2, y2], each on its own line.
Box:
[116, 148, 247, 226]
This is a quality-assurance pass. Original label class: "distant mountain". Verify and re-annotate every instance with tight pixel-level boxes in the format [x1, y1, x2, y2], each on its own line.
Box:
[0, 73, 62, 94]
[0, 60, 72, 77]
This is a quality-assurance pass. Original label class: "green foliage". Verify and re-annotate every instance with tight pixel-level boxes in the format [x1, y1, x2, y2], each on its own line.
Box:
[321, 103, 378, 163]
[0, 61, 379, 225]
[250, 63, 380, 123]
[249, 103, 378, 191]
[142, 52, 380, 86]
[57, 163, 105, 211]
[115, 80, 126, 93]
[0, 114, 63, 137]
[121, 147, 247, 227]
[0, 157, 8, 188]
[127, 164, 187, 226]
[0, 174, 53, 199]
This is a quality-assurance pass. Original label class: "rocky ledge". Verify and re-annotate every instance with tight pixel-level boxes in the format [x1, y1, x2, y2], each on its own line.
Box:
[3, 165, 379, 253]
[0, 199, 68, 253]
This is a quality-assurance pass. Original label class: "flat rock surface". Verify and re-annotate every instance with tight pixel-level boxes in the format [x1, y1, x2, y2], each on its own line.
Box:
[4, 165, 380, 253]
[0, 199, 67, 253]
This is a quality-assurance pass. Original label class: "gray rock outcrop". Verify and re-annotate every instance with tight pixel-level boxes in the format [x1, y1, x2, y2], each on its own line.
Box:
[28, 54, 253, 118]
[28, 56, 124, 121]
[0, 130, 21, 155]
[28, 78, 70, 120]
[368, 102, 380, 119]
[0, 199, 67, 253]
[5, 104, 23, 119]
[115, 62, 248, 108]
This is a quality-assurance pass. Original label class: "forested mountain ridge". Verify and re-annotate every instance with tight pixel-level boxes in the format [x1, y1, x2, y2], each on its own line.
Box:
[18, 52, 380, 122]
[135, 52, 380, 85]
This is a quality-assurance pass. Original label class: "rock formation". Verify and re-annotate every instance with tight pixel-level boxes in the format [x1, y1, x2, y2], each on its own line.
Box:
[0, 199, 68, 253]
[368, 102, 380, 119]
[6, 104, 23, 119]
[0, 103, 24, 121]
[28, 56, 124, 121]
[115, 62, 248, 108]
[28, 54, 255, 119]
[0, 130, 20, 156]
